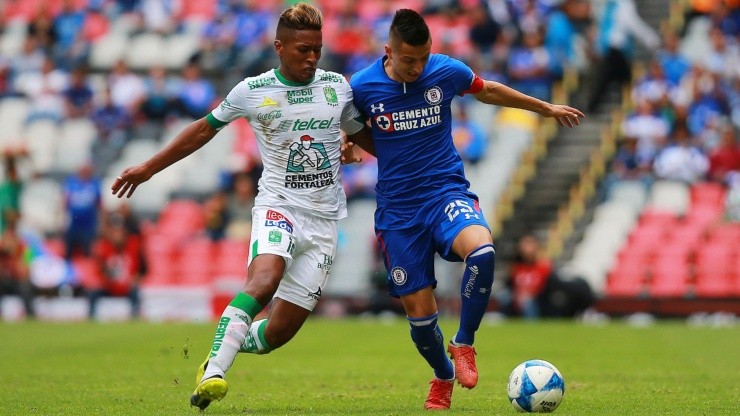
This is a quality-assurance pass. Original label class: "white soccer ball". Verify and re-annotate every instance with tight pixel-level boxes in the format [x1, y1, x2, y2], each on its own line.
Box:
[507, 359, 565, 413]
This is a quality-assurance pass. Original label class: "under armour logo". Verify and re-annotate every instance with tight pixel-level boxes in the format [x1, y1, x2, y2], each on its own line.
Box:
[370, 103, 384, 113]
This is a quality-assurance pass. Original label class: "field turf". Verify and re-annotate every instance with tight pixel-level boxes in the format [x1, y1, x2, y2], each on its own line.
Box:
[0, 317, 737, 415]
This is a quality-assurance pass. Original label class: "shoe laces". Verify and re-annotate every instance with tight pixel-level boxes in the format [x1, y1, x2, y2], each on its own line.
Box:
[428, 379, 453, 399]
[455, 345, 477, 361]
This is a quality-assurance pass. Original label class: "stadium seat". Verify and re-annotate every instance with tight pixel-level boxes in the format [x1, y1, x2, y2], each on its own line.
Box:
[156, 200, 205, 239]
[706, 224, 740, 244]
[72, 257, 103, 290]
[605, 259, 647, 297]
[694, 271, 735, 298]
[691, 182, 726, 207]
[646, 180, 690, 216]
[213, 239, 250, 278]
[679, 16, 712, 63]
[178, 162, 220, 195]
[609, 180, 648, 215]
[639, 209, 678, 227]
[684, 206, 722, 229]
[664, 225, 704, 248]
[124, 33, 166, 70]
[24, 120, 59, 174]
[120, 138, 160, 163]
[19, 178, 64, 234]
[0, 97, 30, 146]
[177, 239, 215, 285]
[44, 238, 66, 258]
[52, 119, 97, 174]
[695, 244, 736, 264]
[128, 180, 174, 217]
[0, 24, 25, 59]
[164, 33, 200, 69]
[648, 262, 691, 298]
[89, 33, 128, 70]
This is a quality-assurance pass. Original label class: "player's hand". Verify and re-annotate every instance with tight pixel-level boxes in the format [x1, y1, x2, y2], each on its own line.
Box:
[111, 164, 154, 198]
[340, 141, 362, 165]
[543, 104, 585, 128]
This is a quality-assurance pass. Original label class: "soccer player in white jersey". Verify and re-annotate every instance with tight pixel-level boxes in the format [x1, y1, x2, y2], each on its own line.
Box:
[111, 3, 369, 410]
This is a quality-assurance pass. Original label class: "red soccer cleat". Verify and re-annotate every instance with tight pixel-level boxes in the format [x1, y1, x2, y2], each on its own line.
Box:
[424, 378, 454, 410]
[448, 342, 478, 389]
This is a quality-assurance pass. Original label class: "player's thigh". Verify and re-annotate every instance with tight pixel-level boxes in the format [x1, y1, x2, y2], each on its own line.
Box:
[376, 227, 436, 297]
[433, 194, 492, 261]
[275, 216, 337, 312]
[245, 254, 286, 305]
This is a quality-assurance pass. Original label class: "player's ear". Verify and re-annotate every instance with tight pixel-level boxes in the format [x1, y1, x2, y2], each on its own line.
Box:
[274, 39, 282, 56]
[384, 44, 392, 59]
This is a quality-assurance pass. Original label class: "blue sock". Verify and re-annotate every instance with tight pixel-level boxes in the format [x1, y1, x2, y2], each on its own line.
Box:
[455, 244, 496, 346]
[408, 313, 454, 380]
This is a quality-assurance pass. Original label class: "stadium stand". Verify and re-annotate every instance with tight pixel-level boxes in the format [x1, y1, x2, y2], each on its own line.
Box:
[2, 0, 738, 321]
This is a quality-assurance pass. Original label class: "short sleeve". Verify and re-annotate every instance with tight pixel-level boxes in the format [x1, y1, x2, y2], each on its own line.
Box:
[208, 80, 250, 130]
[444, 55, 476, 96]
[340, 84, 364, 135]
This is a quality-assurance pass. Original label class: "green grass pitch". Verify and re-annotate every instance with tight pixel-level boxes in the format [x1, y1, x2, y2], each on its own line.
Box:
[1, 318, 738, 415]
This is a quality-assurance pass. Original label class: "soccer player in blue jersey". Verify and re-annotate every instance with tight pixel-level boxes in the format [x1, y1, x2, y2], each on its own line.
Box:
[349, 9, 584, 410]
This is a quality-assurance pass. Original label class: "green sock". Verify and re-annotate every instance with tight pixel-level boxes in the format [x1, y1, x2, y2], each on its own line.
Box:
[202, 293, 263, 380]
[240, 319, 272, 354]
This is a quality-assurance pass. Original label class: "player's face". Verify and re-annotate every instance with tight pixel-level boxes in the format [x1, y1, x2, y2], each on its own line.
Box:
[385, 39, 431, 83]
[275, 29, 322, 83]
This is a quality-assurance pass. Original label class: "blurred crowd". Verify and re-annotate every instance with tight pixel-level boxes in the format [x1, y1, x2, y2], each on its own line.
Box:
[603, 1, 740, 220]
[0, 0, 739, 320]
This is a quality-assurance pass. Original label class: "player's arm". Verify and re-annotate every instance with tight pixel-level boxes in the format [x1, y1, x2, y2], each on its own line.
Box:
[472, 79, 584, 127]
[111, 118, 218, 198]
[346, 124, 376, 158]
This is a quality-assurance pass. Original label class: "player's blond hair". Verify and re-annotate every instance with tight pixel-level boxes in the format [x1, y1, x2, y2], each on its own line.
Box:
[277, 2, 323, 33]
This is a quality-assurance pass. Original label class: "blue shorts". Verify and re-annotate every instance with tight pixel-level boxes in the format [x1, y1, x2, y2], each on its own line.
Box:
[375, 192, 491, 297]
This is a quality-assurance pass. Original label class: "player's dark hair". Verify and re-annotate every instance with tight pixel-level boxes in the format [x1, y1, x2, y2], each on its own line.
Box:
[276, 2, 323, 38]
[389, 9, 430, 46]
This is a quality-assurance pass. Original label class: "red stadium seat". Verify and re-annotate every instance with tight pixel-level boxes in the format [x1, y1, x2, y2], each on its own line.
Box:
[606, 261, 647, 297]
[694, 272, 735, 298]
[639, 209, 678, 227]
[72, 257, 102, 290]
[691, 182, 726, 207]
[648, 263, 691, 298]
[706, 224, 740, 244]
[214, 239, 250, 277]
[44, 238, 66, 257]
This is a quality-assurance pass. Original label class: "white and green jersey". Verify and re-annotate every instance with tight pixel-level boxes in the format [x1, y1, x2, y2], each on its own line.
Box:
[208, 68, 363, 220]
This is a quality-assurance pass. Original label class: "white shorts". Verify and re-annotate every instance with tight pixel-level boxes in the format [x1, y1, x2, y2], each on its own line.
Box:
[248, 206, 337, 311]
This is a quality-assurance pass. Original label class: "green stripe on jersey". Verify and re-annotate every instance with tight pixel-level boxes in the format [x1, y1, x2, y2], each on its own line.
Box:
[206, 113, 228, 129]
[251, 239, 258, 260]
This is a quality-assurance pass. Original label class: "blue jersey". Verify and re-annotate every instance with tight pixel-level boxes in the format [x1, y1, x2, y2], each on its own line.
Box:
[350, 54, 478, 229]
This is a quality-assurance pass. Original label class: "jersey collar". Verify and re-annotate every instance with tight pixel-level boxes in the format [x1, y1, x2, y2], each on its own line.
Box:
[274, 68, 314, 86]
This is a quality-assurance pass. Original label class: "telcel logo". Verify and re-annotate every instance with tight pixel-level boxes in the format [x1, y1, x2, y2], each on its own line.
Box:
[292, 117, 334, 131]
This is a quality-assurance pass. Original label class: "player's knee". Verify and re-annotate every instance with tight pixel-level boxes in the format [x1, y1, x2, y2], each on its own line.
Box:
[466, 244, 495, 265]
[243, 273, 281, 305]
[466, 244, 496, 289]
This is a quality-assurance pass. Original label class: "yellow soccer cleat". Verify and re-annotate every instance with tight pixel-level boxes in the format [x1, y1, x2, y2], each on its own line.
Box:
[190, 377, 228, 410]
